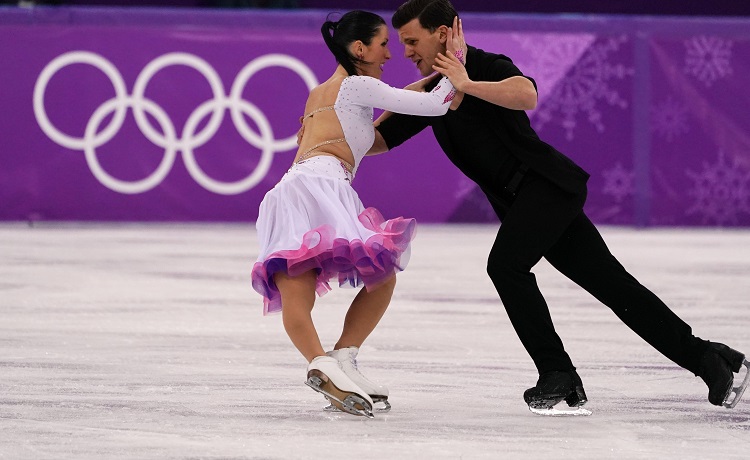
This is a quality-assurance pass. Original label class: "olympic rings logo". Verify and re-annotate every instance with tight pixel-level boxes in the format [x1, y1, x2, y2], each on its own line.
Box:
[33, 51, 318, 195]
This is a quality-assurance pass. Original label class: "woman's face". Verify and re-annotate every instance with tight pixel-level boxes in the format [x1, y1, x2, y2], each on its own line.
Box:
[357, 25, 392, 79]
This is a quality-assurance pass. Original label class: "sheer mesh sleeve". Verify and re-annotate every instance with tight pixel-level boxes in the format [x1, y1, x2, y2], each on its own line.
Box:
[339, 75, 456, 117]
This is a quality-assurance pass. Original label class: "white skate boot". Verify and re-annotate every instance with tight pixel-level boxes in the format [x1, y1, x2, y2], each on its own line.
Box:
[325, 347, 391, 412]
[305, 355, 374, 418]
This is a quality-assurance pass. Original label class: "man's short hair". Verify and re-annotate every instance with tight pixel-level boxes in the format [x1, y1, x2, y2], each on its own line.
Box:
[392, 0, 458, 32]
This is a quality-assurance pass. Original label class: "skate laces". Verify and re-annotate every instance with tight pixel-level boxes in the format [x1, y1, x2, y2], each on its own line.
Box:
[329, 348, 368, 379]
[349, 354, 361, 372]
[347, 352, 371, 380]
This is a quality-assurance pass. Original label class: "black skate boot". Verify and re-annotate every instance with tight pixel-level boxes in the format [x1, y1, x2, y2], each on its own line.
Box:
[523, 370, 590, 416]
[699, 342, 750, 408]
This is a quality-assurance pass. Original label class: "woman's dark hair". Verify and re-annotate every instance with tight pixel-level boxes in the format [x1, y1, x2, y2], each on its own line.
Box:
[321, 10, 386, 76]
[392, 0, 457, 32]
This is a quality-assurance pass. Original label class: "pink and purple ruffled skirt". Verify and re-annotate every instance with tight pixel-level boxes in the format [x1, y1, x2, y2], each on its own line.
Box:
[251, 156, 416, 315]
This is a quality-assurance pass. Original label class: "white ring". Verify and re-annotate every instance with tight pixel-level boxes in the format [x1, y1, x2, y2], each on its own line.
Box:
[84, 97, 177, 194]
[131, 52, 226, 151]
[230, 54, 318, 152]
[34, 51, 128, 150]
[34, 51, 319, 195]
[182, 98, 275, 195]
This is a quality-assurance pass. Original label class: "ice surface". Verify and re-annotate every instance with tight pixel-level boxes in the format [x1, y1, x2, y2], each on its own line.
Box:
[1, 223, 749, 459]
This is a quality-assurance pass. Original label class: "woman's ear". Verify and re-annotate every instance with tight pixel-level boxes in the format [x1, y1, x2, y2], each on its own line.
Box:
[350, 40, 365, 59]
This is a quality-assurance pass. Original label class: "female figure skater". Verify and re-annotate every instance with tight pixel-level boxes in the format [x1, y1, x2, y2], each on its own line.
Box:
[251, 10, 464, 417]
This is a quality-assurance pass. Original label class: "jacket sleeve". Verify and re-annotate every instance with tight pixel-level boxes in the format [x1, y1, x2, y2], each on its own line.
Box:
[477, 51, 537, 92]
[376, 112, 432, 150]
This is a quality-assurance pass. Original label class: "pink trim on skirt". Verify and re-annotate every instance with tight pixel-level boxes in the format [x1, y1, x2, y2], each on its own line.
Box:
[251, 207, 416, 315]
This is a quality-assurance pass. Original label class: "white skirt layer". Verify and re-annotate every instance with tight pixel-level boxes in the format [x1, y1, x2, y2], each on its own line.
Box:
[251, 156, 416, 315]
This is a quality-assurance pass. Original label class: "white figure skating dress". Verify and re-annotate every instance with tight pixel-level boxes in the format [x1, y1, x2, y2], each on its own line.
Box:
[252, 74, 456, 314]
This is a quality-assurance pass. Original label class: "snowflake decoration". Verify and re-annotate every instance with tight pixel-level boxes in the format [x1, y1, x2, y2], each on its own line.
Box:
[651, 96, 689, 142]
[511, 33, 595, 96]
[529, 36, 633, 141]
[684, 36, 733, 88]
[602, 162, 635, 203]
[685, 151, 750, 225]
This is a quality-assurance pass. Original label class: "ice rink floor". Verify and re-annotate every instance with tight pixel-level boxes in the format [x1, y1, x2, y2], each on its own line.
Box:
[1, 223, 749, 459]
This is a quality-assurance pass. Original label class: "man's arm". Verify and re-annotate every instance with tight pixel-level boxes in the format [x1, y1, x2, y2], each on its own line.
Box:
[461, 76, 537, 110]
[371, 111, 432, 156]
[433, 53, 537, 110]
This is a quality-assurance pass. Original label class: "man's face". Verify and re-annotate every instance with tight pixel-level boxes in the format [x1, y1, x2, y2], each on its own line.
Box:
[397, 18, 446, 77]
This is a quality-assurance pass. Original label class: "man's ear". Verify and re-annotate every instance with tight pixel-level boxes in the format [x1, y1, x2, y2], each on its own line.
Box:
[437, 24, 449, 44]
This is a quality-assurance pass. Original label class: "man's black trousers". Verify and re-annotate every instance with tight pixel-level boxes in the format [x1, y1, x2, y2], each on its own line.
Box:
[487, 171, 708, 375]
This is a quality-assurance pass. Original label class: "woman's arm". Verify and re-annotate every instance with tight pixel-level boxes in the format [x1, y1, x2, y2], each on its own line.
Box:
[371, 19, 464, 142]
[366, 130, 389, 156]
[342, 67, 458, 117]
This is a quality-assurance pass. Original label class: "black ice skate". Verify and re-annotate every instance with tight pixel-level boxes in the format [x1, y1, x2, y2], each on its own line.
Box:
[699, 342, 750, 409]
[523, 370, 591, 416]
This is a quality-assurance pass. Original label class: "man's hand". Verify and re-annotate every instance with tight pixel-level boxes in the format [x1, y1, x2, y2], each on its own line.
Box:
[433, 50, 470, 92]
[435, 16, 536, 110]
[296, 119, 305, 145]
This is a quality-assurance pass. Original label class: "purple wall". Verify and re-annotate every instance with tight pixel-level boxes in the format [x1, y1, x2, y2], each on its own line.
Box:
[300, 1, 750, 16]
[2, 7, 750, 226]
[18, 1, 750, 16]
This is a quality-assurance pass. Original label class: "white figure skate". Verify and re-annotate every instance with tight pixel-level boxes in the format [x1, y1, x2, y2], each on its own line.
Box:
[324, 347, 391, 412]
[305, 355, 374, 418]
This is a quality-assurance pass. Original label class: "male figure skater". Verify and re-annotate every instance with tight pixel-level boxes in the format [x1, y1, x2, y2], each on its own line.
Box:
[372, 0, 749, 414]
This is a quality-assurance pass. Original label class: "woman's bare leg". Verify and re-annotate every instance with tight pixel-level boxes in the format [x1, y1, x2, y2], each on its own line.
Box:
[275, 270, 324, 362]
[334, 275, 396, 350]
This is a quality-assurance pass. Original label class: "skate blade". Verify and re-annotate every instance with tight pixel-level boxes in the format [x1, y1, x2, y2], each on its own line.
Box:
[305, 375, 374, 418]
[723, 359, 750, 409]
[374, 398, 391, 412]
[324, 398, 390, 413]
[529, 404, 592, 416]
